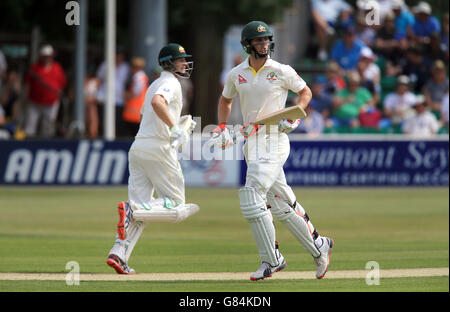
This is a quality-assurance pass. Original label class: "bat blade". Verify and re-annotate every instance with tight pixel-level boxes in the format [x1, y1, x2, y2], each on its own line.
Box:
[254, 106, 307, 125]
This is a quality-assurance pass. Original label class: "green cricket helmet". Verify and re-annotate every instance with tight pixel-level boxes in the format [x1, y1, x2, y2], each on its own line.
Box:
[240, 21, 274, 57]
[158, 43, 193, 78]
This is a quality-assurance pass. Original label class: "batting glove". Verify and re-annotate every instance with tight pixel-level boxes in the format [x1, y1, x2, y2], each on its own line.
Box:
[169, 125, 188, 150]
[239, 123, 262, 139]
[278, 119, 300, 134]
[211, 123, 234, 150]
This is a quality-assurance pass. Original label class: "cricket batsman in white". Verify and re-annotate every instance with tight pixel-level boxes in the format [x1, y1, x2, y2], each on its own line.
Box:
[212, 21, 334, 280]
[106, 43, 199, 274]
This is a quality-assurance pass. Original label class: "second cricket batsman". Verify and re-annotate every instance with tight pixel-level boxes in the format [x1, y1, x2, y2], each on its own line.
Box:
[212, 21, 334, 281]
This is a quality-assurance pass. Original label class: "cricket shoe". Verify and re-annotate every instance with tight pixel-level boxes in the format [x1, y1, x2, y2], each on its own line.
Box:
[314, 237, 334, 279]
[117, 201, 133, 240]
[250, 250, 287, 281]
[106, 254, 136, 275]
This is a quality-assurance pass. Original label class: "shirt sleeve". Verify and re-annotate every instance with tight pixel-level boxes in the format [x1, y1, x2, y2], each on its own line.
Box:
[282, 65, 306, 93]
[222, 71, 237, 99]
[154, 82, 175, 104]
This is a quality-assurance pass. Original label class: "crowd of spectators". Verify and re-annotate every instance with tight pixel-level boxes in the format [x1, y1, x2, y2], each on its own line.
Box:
[0, 1, 448, 140]
[0, 43, 194, 140]
[297, 0, 449, 137]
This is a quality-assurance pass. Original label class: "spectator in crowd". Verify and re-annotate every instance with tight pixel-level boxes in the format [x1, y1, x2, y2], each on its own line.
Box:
[380, 75, 416, 130]
[374, 11, 408, 65]
[309, 75, 333, 122]
[423, 60, 449, 117]
[330, 26, 366, 71]
[0, 69, 21, 137]
[401, 46, 432, 93]
[355, 12, 377, 47]
[96, 46, 130, 137]
[424, 32, 448, 63]
[411, 1, 441, 45]
[310, 0, 354, 61]
[323, 61, 346, 96]
[122, 57, 149, 137]
[441, 89, 449, 129]
[330, 71, 373, 129]
[402, 94, 440, 137]
[392, 0, 415, 38]
[84, 65, 100, 139]
[357, 47, 381, 98]
[23, 45, 67, 138]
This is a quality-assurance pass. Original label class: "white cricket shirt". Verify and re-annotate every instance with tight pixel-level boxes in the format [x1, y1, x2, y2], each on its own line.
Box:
[135, 70, 183, 141]
[222, 57, 306, 124]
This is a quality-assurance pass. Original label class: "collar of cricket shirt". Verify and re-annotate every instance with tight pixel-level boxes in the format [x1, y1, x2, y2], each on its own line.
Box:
[244, 56, 274, 76]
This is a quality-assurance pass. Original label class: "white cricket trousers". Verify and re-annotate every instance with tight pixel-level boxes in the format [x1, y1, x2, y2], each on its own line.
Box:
[128, 138, 185, 207]
[243, 132, 296, 204]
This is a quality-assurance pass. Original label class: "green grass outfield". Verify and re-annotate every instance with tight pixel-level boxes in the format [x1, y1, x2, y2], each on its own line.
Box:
[0, 187, 448, 292]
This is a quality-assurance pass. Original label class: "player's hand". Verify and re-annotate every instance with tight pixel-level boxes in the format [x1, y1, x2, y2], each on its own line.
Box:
[170, 125, 188, 150]
[179, 115, 197, 134]
[211, 123, 234, 150]
[278, 119, 300, 134]
[239, 123, 262, 139]
[188, 119, 197, 134]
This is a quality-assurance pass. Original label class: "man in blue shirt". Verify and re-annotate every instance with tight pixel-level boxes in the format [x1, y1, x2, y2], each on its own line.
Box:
[330, 26, 367, 71]
[311, 0, 353, 61]
[392, 0, 415, 37]
[412, 1, 441, 45]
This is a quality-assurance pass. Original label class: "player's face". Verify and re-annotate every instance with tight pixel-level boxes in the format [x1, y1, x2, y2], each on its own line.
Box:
[173, 58, 188, 73]
[250, 37, 270, 55]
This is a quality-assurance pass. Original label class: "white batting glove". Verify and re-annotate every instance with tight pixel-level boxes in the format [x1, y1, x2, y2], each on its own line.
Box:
[278, 119, 300, 134]
[211, 123, 234, 150]
[169, 125, 188, 150]
[188, 119, 197, 134]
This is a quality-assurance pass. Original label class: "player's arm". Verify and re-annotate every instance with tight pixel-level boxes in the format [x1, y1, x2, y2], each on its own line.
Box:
[218, 95, 233, 124]
[151, 94, 176, 128]
[295, 85, 312, 110]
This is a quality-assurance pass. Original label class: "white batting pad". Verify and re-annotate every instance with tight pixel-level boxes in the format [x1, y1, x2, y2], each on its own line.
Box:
[239, 186, 278, 267]
[131, 198, 200, 223]
[267, 193, 320, 257]
[124, 220, 145, 262]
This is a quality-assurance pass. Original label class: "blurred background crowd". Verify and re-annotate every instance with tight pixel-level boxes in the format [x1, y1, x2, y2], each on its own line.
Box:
[0, 0, 448, 140]
[293, 0, 449, 137]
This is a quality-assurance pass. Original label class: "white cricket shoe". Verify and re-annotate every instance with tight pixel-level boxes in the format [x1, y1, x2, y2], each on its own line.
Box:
[250, 255, 287, 281]
[117, 201, 133, 240]
[250, 243, 287, 281]
[314, 237, 334, 279]
[106, 254, 136, 275]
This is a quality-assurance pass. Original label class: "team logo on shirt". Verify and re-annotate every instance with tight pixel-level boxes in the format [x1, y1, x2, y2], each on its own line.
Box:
[266, 72, 278, 81]
[238, 74, 247, 84]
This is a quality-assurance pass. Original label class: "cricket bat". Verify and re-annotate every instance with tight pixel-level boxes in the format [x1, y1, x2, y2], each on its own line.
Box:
[207, 106, 307, 150]
[253, 105, 307, 125]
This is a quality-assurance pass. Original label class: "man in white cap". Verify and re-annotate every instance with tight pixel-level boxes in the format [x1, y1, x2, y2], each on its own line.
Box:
[412, 1, 441, 45]
[24, 44, 67, 138]
[381, 75, 417, 131]
[402, 94, 440, 137]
